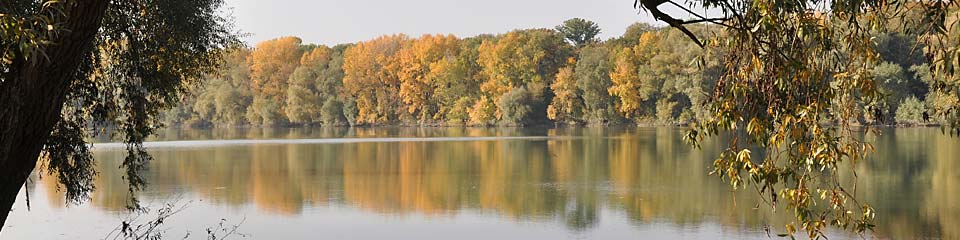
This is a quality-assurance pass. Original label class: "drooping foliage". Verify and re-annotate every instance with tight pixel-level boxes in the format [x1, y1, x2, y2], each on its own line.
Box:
[0, 0, 237, 224]
[636, 0, 960, 238]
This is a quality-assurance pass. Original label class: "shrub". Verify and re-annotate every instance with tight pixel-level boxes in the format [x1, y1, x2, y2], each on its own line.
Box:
[320, 98, 344, 125]
[445, 97, 474, 125]
[655, 99, 678, 125]
[498, 87, 532, 126]
[895, 96, 926, 126]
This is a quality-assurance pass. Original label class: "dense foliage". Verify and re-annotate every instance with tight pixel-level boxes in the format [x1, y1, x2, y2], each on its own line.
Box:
[0, 0, 236, 229]
[167, 17, 944, 129]
[156, 14, 956, 238]
[635, 0, 959, 238]
[3, 0, 957, 237]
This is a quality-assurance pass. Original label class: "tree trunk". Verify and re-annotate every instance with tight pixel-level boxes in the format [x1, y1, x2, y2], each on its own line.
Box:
[0, 0, 110, 231]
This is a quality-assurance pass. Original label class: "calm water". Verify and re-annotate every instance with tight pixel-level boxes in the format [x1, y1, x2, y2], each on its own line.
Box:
[2, 127, 958, 239]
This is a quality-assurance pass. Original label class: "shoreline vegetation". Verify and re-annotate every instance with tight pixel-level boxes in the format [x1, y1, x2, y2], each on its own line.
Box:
[157, 120, 944, 130]
[163, 18, 949, 129]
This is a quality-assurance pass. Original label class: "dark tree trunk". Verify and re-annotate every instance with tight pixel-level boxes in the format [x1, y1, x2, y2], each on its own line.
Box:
[0, 0, 109, 231]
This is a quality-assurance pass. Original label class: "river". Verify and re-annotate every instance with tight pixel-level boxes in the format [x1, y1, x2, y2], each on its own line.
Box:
[2, 127, 957, 239]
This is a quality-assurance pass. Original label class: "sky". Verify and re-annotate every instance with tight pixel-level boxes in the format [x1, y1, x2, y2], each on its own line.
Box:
[223, 0, 696, 46]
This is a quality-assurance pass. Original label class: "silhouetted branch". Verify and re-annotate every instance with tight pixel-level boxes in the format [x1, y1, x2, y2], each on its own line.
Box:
[102, 198, 247, 240]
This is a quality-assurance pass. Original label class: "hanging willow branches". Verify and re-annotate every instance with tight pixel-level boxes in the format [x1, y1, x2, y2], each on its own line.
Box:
[636, 0, 960, 238]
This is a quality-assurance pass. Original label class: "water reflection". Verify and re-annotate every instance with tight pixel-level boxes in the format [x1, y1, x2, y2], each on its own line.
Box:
[22, 127, 960, 239]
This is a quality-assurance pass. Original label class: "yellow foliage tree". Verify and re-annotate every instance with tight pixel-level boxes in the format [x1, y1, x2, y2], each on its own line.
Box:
[396, 34, 460, 122]
[547, 60, 582, 123]
[477, 29, 570, 122]
[607, 32, 661, 119]
[300, 46, 332, 68]
[247, 36, 304, 124]
[469, 96, 497, 125]
[608, 48, 641, 118]
[342, 34, 408, 124]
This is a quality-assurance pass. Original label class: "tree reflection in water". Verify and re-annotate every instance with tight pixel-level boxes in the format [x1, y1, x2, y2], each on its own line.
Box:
[26, 127, 960, 239]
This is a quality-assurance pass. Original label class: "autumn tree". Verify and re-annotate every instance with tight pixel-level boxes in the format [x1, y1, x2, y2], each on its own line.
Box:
[478, 29, 572, 125]
[434, 36, 487, 124]
[247, 36, 304, 125]
[608, 31, 661, 120]
[469, 96, 497, 126]
[342, 34, 408, 125]
[396, 34, 461, 123]
[608, 47, 642, 119]
[547, 61, 583, 123]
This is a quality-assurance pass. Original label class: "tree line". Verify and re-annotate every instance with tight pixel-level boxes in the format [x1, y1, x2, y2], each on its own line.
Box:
[164, 18, 943, 127]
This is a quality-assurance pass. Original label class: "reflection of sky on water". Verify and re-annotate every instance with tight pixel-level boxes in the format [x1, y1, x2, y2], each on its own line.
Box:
[4, 127, 957, 239]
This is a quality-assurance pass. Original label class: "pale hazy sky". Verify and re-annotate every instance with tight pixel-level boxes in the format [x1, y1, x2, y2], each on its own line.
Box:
[223, 0, 695, 46]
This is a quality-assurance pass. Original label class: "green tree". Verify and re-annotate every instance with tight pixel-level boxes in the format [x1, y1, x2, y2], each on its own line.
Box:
[913, 64, 959, 124]
[161, 47, 253, 127]
[870, 62, 913, 123]
[320, 98, 346, 125]
[286, 46, 333, 124]
[612, 22, 657, 48]
[0, 0, 234, 228]
[319, 45, 351, 125]
[921, 11, 960, 131]
[876, 33, 927, 70]
[192, 86, 218, 127]
[895, 96, 927, 125]
[213, 48, 254, 126]
[248, 98, 286, 125]
[574, 45, 617, 124]
[285, 67, 323, 124]
[555, 18, 602, 48]
[646, 27, 709, 124]
[499, 87, 533, 126]
[654, 98, 677, 124]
